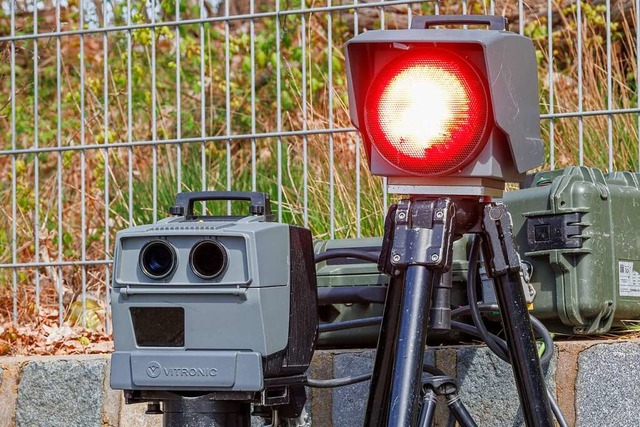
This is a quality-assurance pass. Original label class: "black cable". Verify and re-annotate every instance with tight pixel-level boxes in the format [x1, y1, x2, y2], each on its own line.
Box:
[464, 235, 555, 364]
[316, 312, 552, 363]
[305, 363, 444, 389]
[549, 389, 570, 427]
[466, 235, 505, 358]
[451, 304, 554, 367]
[314, 249, 380, 264]
[305, 373, 372, 388]
[451, 320, 509, 363]
[450, 319, 567, 427]
[316, 307, 553, 363]
[318, 316, 383, 333]
[316, 309, 553, 364]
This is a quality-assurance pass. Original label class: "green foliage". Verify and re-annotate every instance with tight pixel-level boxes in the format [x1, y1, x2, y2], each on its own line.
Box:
[0, 0, 638, 309]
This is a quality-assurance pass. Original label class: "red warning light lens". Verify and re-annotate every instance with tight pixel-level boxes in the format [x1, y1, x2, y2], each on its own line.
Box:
[364, 49, 490, 175]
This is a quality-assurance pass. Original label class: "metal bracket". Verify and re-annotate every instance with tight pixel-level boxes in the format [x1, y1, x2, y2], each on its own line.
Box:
[481, 203, 521, 277]
[422, 375, 459, 397]
[260, 386, 289, 407]
[386, 198, 456, 271]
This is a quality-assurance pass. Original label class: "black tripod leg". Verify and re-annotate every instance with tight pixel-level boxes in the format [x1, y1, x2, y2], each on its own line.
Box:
[388, 266, 438, 427]
[417, 388, 437, 427]
[492, 274, 553, 426]
[446, 394, 477, 427]
[368, 197, 455, 426]
[365, 276, 404, 427]
[480, 204, 553, 426]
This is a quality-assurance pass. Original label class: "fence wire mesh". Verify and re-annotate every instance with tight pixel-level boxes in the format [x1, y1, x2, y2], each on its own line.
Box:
[0, 0, 638, 332]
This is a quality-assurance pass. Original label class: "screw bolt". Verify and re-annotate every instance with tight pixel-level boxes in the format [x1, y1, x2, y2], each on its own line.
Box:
[398, 211, 407, 220]
[431, 253, 439, 262]
[435, 210, 444, 219]
[392, 254, 401, 263]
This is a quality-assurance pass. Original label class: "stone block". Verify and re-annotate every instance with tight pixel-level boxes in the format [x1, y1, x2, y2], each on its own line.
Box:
[101, 359, 122, 427]
[119, 397, 163, 427]
[456, 345, 556, 426]
[309, 351, 334, 427]
[16, 358, 107, 427]
[332, 350, 374, 426]
[576, 342, 640, 427]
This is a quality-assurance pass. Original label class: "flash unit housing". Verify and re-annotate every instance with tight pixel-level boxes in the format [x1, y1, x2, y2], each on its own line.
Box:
[345, 16, 543, 196]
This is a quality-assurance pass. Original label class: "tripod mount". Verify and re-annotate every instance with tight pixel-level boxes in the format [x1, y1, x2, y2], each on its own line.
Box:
[366, 197, 555, 427]
[124, 376, 310, 427]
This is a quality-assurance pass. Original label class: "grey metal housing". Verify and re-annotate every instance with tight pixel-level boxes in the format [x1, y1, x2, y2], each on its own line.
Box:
[344, 27, 543, 184]
[110, 214, 312, 392]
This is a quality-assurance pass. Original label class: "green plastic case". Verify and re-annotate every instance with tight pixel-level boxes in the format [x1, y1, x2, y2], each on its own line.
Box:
[505, 166, 640, 334]
[314, 237, 470, 348]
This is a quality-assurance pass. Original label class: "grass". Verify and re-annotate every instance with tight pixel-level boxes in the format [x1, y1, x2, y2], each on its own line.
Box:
[0, 0, 389, 327]
[528, 2, 639, 170]
[0, 0, 638, 329]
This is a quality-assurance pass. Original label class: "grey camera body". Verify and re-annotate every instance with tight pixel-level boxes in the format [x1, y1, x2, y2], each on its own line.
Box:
[110, 193, 317, 394]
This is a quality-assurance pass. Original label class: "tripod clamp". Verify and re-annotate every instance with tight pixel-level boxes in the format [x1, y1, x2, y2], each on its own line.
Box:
[480, 204, 537, 305]
[422, 375, 458, 397]
[480, 204, 522, 276]
[419, 375, 477, 427]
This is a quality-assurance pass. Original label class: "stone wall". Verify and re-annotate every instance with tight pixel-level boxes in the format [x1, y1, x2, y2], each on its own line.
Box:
[1, 340, 639, 426]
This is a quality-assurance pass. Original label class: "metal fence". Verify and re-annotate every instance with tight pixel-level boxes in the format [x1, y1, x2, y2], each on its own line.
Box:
[0, 0, 638, 331]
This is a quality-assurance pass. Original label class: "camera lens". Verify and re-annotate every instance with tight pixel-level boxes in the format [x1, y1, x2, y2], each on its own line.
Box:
[189, 239, 228, 280]
[140, 240, 177, 279]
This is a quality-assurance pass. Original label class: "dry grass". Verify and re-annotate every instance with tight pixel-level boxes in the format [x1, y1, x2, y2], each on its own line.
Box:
[0, 1, 390, 345]
[532, 1, 639, 171]
[0, 1, 638, 351]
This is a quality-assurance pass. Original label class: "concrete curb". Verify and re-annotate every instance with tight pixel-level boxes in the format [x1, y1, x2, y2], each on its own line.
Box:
[0, 339, 637, 426]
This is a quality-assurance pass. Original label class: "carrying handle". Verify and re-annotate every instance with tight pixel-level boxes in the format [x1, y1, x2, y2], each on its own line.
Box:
[170, 191, 272, 217]
[410, 15, 508, 31]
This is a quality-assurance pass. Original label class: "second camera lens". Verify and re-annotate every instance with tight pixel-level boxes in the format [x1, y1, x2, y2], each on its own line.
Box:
[190, 240, 228, 280]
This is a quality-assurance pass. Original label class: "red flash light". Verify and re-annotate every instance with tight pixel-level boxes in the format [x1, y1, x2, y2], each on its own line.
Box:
[345, 15, 544, 195]
[364, 49, 490, 175]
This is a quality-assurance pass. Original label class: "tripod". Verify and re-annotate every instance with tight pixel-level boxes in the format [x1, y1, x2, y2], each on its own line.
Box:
[365, 197, 555, 427]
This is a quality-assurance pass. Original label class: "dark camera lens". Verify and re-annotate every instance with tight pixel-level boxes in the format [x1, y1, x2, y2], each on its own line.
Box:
[140, 240, 176, 279]
[189, 240, 227, 280]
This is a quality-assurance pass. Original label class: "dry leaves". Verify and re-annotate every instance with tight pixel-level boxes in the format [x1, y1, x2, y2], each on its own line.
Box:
[0, 305, 112, 356]
[0, 280, 113, 356]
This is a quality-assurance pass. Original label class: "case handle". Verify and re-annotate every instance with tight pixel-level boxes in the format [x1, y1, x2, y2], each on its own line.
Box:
[410, 15, 508, 31]
[170, 191, 272, 217]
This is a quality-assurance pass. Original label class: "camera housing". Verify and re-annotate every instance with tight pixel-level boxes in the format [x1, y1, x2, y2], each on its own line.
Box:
[344, 15, 542, 197]
[110, 192, 318, 401]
